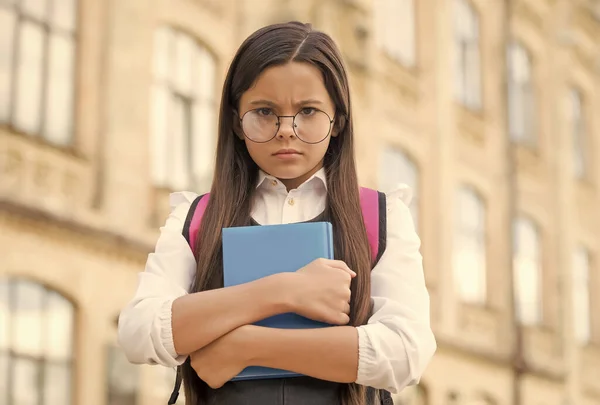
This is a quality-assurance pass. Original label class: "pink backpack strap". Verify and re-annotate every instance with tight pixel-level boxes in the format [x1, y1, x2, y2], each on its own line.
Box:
[359, 187, 387, 267]
[182, 193, 210, 252]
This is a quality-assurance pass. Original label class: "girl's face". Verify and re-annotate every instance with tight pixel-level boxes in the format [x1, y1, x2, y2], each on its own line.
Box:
[237, 62, 338, 191]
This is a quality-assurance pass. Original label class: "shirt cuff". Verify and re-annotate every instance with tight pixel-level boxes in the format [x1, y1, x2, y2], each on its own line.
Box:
[356, 325, 378, 385]
[159, 298, 179, 360]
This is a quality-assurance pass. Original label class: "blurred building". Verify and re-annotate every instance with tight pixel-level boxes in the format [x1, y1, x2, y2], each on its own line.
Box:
[1, 0, 600, 404]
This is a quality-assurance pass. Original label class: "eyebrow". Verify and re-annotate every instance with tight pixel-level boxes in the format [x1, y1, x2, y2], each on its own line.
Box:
[248, 99, 324, 107]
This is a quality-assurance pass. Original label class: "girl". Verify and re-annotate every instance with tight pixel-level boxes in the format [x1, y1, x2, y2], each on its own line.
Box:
[118, 21, 436, 405]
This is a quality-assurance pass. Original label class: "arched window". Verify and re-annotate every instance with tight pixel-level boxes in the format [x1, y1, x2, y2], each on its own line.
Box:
[379, 147, 420, 228]
[0, 0, 78, 145]
[454, 0, 481, 109]
[453, 186, 487, 304]
[150, 27, 217, 192]
[0, 277, 75, 405]
[508, 42, 535, 144]
[513, 216, 543, 325]
[373, 0, 416, 66]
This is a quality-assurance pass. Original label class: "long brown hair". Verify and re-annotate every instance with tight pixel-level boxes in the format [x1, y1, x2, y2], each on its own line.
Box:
[181, 21, 373, 405]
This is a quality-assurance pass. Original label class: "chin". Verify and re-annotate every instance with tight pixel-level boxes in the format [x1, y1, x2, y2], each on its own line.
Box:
[263, 165, 310, 180]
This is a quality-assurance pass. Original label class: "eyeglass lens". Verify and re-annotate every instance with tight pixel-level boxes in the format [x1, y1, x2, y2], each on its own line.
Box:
[241, 109, 332, 143]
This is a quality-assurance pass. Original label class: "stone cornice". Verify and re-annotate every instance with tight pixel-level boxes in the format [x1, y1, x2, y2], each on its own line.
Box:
[1, 199, 153, 263]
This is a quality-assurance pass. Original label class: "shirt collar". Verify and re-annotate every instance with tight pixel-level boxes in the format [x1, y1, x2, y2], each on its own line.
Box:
[256, 167, 328, 191]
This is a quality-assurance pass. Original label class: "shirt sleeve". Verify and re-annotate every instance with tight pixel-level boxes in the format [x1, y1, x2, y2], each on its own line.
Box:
[355, 187, 437, 393]
[117, 192, 199, 367]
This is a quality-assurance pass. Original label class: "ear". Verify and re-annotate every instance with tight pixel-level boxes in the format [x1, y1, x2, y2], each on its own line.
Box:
[232, 110, 245, 140]
[331, 114, 347, 137]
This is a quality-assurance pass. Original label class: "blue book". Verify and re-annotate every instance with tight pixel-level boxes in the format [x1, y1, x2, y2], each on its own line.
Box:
[221, 221, 335, 381]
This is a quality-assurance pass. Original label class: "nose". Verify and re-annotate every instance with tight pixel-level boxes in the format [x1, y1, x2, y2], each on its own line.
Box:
[276, 116, 296, 138]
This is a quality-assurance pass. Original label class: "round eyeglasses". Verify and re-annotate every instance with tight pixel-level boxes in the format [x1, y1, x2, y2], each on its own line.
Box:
[240, 108, 334, 144]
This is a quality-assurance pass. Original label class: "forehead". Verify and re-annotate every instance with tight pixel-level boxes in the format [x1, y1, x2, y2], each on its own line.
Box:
[240, 62, 334, 108]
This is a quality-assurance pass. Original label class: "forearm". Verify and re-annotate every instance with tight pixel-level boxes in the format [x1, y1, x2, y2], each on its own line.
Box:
[244, 325, 359, 383]
[172, 273, 292, 355]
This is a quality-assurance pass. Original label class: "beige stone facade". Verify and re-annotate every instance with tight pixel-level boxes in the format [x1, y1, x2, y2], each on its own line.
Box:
[1, 0, 599, 405]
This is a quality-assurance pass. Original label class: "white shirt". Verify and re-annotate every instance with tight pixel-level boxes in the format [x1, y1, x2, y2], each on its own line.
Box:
[117, 168, 436, 394]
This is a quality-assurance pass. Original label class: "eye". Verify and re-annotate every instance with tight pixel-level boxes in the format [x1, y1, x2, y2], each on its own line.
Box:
[256, 108, 273, 117]
[299, 107, 316, 116]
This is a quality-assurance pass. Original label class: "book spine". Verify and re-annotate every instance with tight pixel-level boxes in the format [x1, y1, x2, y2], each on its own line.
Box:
[326, 222, 334, 259]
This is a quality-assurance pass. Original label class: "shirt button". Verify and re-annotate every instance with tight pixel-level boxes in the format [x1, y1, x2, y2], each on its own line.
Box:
[288, 198, 295, 206]
[271, 180, 277, 186]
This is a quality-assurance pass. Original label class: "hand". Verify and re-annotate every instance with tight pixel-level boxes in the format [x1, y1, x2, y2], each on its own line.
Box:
[190, 326, 250, 389]
[291, 258, 356, 325]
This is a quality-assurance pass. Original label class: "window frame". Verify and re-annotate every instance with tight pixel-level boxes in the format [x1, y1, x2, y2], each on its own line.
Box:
[507, 41, 536, 146]
[150, 26, 217, 192]
[0, 0, 78, 146]
[378, 147, 420, 229]
[0, 277, 76, 405]
[453, 186, 487, 304]
[512, 216, 543, 326]
[373, 0, 417, 67]
[453, 0, 481, 110]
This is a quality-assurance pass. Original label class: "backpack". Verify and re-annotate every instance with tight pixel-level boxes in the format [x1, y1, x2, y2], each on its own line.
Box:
[168, 187, 393, 405]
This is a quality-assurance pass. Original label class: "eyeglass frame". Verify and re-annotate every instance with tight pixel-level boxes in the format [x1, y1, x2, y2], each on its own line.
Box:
[237, 107, 336, 144]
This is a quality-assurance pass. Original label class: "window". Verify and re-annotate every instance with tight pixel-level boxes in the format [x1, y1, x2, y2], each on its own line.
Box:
[454, 0, 481, 109]
[0, 278, 75, 405]
[0, 0, 77, 145]
[569, 89, 588, 179]
[513, 217, 543, 325]
[373, 0, 416, 66]
[507, 42, 535, 144]
[379, 147, 420, 228]
[453, 186, 487, 304]
[573, 246, 591, 344]
[151, 27, 217, 192]
[106, 344, 139, 405]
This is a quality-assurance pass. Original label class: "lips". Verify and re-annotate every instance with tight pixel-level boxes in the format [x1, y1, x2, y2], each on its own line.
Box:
[273, 149, 301, 155]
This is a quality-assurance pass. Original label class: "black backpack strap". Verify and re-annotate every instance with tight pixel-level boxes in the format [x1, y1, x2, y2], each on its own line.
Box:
[371, 192, 391, 404]
[379, 389, 394, 404]
[373, 190, 387, 266]
[168, 366, 182, 404]
[366, 387, 394, 405]
[182, 194, 206, 247]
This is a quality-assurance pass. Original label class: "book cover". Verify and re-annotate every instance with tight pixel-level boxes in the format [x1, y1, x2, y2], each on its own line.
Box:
[221, 221, 334, 380]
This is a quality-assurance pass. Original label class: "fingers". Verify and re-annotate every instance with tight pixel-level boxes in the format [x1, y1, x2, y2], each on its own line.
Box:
[330, 312, 350, 325]
[321, 259, 356, 277]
